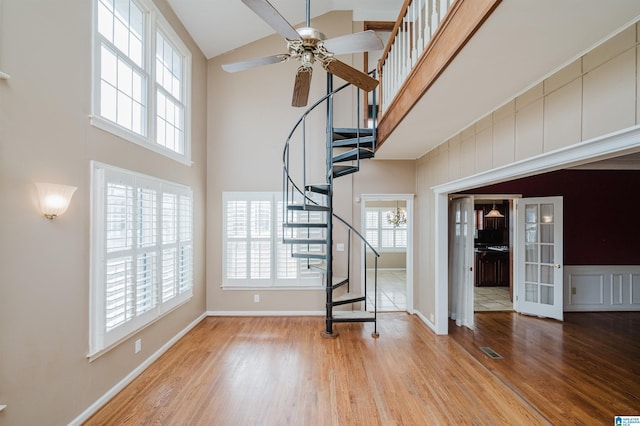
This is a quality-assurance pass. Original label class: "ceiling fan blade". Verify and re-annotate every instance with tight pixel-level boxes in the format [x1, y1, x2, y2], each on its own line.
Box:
[242, 0, 302, 41]
[221, 54, 289, 73]
[292, 66, 312, 107]
[323, 30, 384, 55]
[323, 59, 378, 92]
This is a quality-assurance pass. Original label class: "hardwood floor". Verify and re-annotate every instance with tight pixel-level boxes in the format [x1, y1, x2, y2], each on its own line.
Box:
[449, 311, 640, 425]
[85, 312, 640, 425]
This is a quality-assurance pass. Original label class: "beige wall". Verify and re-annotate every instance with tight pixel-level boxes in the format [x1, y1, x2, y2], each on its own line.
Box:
[414, 23, 640, 324]
[205, 12, 417, 312]
[0, 0, 208, 424]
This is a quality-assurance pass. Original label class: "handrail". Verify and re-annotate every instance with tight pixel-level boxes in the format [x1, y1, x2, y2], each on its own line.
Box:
[334, 213, 379, 257]
[281, 71, 380, 258]
[377, 0, 456, 114]
[377, 0, 412, 77]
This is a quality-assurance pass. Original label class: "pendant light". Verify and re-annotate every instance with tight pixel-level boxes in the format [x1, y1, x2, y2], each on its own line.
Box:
[485, 202, 504, 218]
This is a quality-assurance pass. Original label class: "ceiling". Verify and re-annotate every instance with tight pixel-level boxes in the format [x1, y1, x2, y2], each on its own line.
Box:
[167, 0, 403, 59]
[167, 0, 640, 162]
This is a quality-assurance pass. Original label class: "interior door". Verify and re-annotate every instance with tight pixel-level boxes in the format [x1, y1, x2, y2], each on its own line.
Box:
[516, 196, 564, 321]
[449, 197, 475, 328]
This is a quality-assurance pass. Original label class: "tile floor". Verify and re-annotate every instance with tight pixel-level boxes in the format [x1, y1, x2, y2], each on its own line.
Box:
[366, 269, 407, 311]
[474, 286, 513, 311]
[362, 271, 512, 312]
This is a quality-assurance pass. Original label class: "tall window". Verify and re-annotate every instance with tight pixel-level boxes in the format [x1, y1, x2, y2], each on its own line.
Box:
[90, 162, 193, 355]
[365, 207, 407, 251]
[92, 0, 191, 164]
[223, 192, 323, 288]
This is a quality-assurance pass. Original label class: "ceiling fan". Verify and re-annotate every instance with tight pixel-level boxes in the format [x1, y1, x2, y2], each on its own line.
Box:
[222, 0, 384, 107]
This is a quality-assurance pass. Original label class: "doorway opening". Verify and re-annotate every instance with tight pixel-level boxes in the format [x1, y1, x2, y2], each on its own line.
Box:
[361, 194, 414, 313]
[472, 198, 514, 313]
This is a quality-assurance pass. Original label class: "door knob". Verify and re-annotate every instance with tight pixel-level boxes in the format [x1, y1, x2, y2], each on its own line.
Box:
[555, 264, 561, 269]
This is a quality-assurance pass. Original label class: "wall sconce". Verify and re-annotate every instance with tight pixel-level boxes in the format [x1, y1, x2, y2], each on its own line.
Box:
[35, 182, 77, 220]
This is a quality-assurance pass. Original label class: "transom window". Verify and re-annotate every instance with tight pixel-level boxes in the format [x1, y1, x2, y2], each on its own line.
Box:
[90, 162, 193, 356]
[223, 192, 323, 288]
[92, 0, 191, 164]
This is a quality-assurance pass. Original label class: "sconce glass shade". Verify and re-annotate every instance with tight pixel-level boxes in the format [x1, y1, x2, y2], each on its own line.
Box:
[35, 182, 77, 219]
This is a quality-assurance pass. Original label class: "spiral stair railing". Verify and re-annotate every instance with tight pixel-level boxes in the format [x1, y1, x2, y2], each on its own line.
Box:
[282, 71, 381, 338]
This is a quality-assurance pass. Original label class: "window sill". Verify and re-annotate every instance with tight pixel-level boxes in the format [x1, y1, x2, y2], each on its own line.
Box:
[90, 115, 193, 167]
[87, 295, 191, 362]
[221, 285, 324, 291]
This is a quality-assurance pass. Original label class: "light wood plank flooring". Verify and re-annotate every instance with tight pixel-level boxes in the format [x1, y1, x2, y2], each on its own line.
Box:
[85, 312, 640, 425]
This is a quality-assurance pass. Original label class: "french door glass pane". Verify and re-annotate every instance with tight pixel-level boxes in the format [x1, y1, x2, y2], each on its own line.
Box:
[540, 285, 554, 305]
[541, 245, 554, 264]
[525, 205, 538, 223]
[525, 223, 538, 243]
[540, 224, 554, 243]
[540, 203, 554, 223]
[540, 265, 554, 284]
[525, 264, 538, 282]
[525, 244, 538, 262]
[526, 283, 538, 303]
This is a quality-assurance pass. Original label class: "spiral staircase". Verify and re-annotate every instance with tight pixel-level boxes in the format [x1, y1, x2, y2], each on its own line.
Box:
[282, 73, 381, 338]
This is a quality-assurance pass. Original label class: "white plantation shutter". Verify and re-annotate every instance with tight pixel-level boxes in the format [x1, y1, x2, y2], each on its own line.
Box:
[250, 201, 271, 279]
[223, 193, 321, 287]
[365, 207, 408, 252]
[365, 210, 379, 249]
[178, 195, 193, 293]
[91, 162, 193, 355]
[276, 202, 298, 279]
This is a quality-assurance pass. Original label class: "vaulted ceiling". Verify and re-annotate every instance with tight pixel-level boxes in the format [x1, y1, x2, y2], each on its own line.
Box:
[169, 0, 640, 161]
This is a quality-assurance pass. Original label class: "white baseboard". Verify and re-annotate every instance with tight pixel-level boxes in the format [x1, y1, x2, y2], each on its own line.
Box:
[415, 310, 437, 333]
[68, 312, 207, 426]
[206, 310, 325, 316]
[564, 265, 640, 312]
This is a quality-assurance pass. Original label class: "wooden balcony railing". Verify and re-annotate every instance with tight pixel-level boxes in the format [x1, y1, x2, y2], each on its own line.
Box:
[379, 0, 453, 113]
[376, 0, 502, 148]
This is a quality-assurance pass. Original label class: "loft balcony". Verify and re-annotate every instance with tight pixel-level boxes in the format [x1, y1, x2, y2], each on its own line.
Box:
[375, 0, 640, 159]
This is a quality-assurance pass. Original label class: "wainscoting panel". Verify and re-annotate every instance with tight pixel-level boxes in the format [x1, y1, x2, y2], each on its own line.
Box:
[564, 266, 640, 311]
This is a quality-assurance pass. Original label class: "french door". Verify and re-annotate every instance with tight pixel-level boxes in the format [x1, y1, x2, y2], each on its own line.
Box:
[516, 196, 564, 321]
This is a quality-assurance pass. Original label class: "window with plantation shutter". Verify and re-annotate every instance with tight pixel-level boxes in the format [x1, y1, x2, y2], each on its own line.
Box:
[90, 162, 193, 356]
[223, 192, 322, 288]
[365, 207, 407, 252]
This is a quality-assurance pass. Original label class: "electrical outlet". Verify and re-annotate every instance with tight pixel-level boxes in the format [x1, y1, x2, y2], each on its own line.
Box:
[134, 339, 141, 354]
[336, 243, 345, 252]
[254, 294, 260, 303]
[429, 313, 435, 322]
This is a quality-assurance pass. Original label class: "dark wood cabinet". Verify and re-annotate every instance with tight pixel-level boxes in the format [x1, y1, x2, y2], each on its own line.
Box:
[475, 250, 509, 287]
